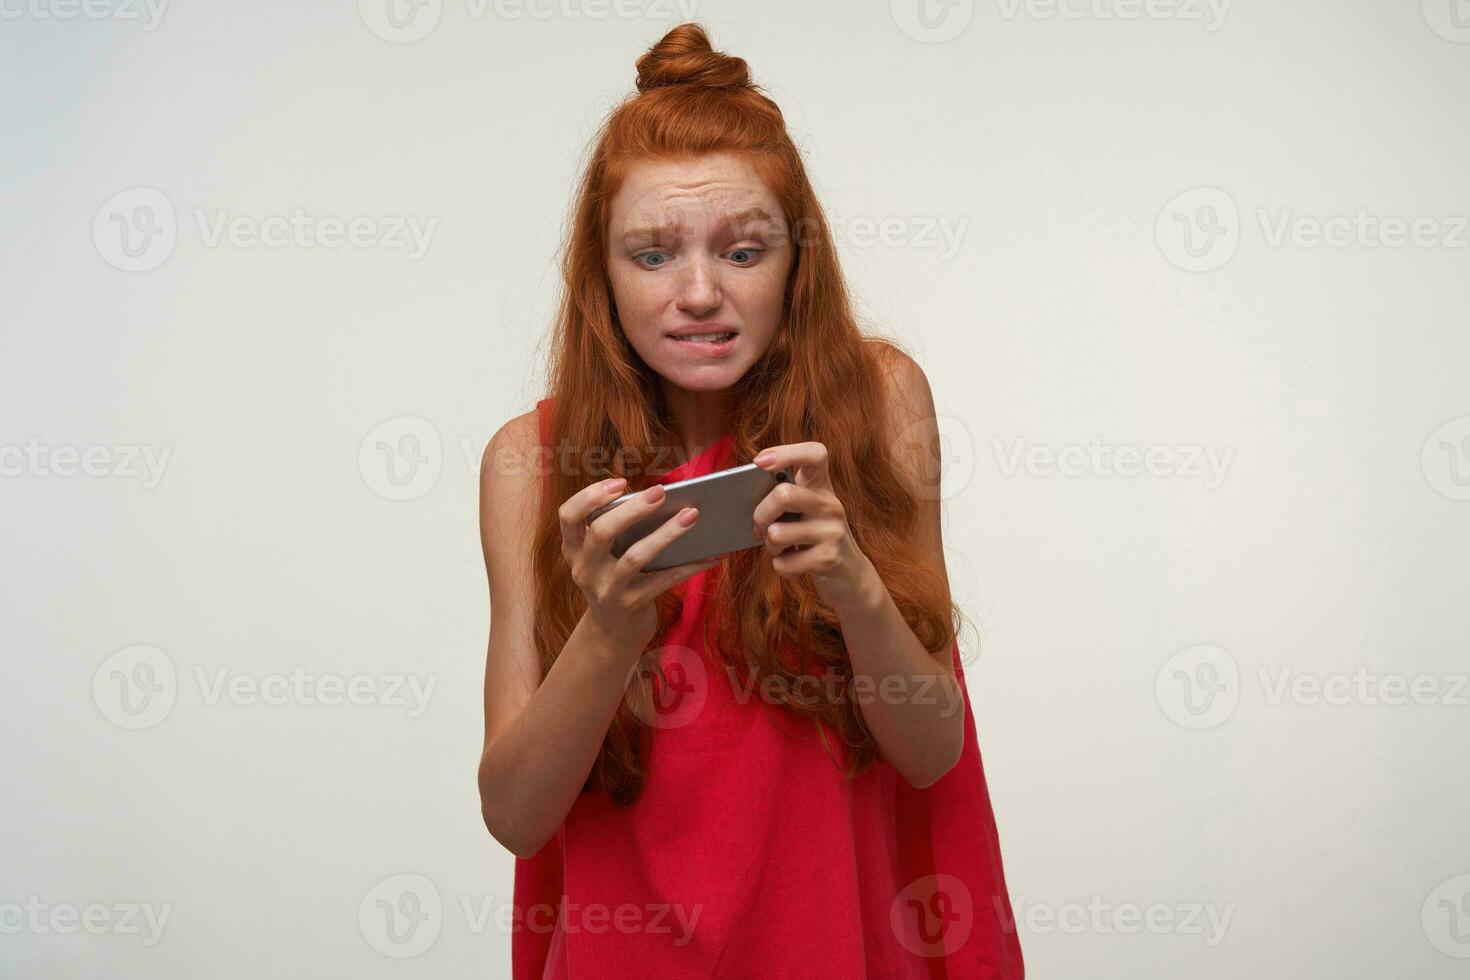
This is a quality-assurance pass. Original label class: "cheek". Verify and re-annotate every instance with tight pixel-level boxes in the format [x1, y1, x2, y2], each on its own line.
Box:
[609, 269, 664, 324]
[742, 264, 790, 328]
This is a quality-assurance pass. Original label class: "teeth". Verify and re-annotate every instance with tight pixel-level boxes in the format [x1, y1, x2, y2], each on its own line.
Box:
[675, 332, 734, 343]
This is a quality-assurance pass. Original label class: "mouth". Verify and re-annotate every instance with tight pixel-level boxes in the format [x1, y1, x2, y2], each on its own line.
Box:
[667, 330, 738, 355]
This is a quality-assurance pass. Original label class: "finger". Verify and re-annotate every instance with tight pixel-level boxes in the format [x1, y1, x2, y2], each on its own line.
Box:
[616, 505, 703, 576]
[625, 554, 724, 606]
[583, 483, 677, 554]
[559, 477, 629, 548]
[752, 441, 831, 490]
[771, 544, 827, 576]
[760, 516, 830, 555]
[752, 482, 829, 536]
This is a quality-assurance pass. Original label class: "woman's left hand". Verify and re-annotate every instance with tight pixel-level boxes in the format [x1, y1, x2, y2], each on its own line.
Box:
[750, 441, 880, 613]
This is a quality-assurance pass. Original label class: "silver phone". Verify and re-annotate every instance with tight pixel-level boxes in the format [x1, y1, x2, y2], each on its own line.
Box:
[585, 462, 799, 571]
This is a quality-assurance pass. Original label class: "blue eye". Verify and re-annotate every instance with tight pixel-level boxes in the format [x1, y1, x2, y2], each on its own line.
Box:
[728, 248, 762, 265]
[635, 251, 668, 269]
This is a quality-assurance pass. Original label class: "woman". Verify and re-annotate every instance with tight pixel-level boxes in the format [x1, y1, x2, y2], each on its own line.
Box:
[477, 23, 1024, 979]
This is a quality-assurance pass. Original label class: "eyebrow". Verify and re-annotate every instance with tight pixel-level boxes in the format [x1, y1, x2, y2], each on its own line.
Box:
[620, 207, 780, 246]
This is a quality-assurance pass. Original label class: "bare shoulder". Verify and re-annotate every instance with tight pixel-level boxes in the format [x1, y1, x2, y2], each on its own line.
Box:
[482, 408, 541, 468]
[867, 340, 940, 490]
[479, 407, 544, 569]
[480, 409, 542, 503]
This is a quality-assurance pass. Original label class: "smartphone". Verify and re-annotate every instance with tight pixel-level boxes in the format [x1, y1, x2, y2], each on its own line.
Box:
[585, 462, 799, 571]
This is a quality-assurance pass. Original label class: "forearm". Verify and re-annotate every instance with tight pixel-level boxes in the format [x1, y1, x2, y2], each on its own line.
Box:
[478, 615, 639, 858]
[832, 563, 965, 789]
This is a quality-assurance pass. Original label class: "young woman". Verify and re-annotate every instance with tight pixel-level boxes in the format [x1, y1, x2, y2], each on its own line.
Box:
[477, 23, 1024, 979]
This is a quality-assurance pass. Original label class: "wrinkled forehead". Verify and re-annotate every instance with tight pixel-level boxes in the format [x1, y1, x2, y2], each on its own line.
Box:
[607, 156, 788, 238]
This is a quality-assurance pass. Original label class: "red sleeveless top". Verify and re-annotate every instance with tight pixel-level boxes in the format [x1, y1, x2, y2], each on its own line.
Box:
[513, 397, 1024, 979]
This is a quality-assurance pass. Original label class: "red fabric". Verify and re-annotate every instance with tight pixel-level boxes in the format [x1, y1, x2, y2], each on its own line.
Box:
[512, 397, 1024, 979]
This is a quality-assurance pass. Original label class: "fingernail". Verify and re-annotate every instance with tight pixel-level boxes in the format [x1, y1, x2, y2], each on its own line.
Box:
[753, 450, 775, 466]
[677, 507, 698, 526]
[642, 484, 665, 502]
[604, 478, 626, 491]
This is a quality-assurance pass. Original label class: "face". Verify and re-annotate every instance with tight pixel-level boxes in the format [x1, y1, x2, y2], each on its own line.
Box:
[604, 152, 794, 399]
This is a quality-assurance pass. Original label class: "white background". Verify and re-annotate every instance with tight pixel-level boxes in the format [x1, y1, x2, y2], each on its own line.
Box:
[3, 1, 1469, 977]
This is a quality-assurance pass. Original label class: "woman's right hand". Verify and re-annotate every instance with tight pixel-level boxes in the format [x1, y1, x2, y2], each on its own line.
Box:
[559, 477, 720, 653]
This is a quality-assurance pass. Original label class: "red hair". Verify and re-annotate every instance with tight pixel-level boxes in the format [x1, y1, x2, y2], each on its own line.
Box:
[533, 23, 961, 806]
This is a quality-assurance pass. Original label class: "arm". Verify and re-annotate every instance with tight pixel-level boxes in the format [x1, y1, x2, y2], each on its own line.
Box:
[833, 349, 963, 789]
[750, 347, 964, 789]
[830, 562, 963, 790]
[475, 412, 643, 859]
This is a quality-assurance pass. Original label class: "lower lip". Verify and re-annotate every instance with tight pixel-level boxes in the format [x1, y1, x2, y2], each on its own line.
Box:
[668, 333, 738, 356]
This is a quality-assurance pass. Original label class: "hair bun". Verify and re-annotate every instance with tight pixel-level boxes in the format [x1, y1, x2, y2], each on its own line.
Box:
[635, 23, 751, 93]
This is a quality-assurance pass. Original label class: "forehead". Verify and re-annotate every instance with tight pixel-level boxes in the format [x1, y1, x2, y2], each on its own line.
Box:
[608, 152, 785, 232]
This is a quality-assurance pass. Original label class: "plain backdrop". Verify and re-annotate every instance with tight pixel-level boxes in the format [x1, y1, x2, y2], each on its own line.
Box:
[3, 1, 1469, 977]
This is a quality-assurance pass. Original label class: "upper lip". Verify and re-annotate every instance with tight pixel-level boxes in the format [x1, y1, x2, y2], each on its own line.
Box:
[667, 325, 738, 338]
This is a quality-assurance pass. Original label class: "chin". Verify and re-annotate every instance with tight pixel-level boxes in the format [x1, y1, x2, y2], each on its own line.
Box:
[657, 360, 747, 390]
[663, 370, 742, 391]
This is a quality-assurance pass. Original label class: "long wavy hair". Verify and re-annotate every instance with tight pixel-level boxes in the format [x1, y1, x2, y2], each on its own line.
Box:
[531, 22, 962, 806]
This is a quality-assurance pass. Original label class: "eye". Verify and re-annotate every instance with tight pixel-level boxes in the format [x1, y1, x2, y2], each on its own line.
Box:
[726, 247, 763, 265]
[634, 250, 670, 269]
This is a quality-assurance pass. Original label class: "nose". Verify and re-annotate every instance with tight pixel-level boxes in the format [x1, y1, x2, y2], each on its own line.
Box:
[674, 254, 722, 316]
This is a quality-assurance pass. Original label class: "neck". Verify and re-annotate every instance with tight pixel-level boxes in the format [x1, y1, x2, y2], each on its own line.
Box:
[660, 380, 734, 462]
